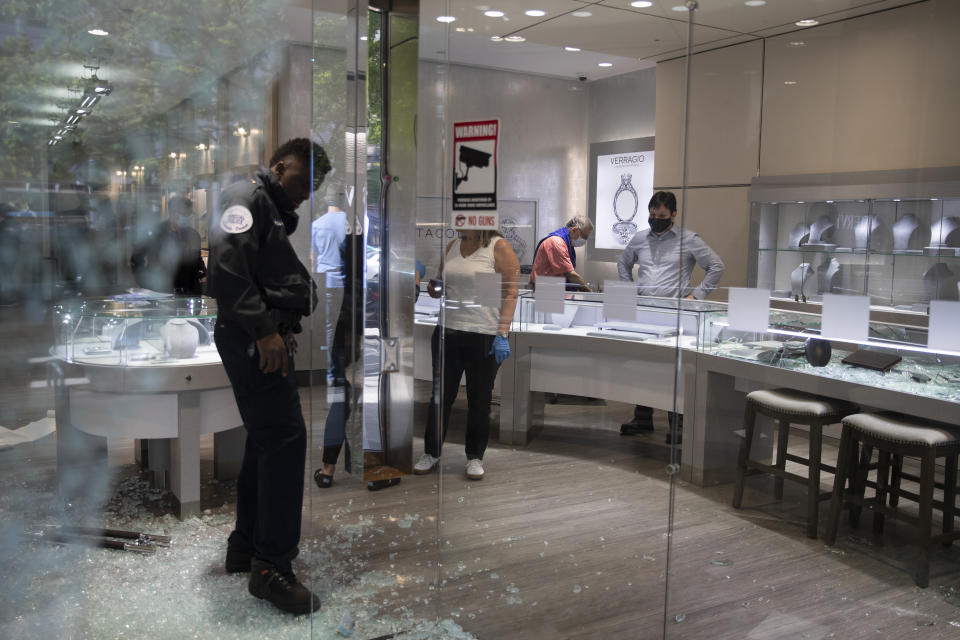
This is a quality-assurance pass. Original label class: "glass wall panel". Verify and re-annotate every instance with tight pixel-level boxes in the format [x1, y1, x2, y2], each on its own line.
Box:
[0, 0, 338, 637]
[668, 1, 960, 638]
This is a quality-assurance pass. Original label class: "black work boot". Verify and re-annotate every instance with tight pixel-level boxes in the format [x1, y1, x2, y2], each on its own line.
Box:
[225, 545, 252, 573]
[249, 559, 321, 615]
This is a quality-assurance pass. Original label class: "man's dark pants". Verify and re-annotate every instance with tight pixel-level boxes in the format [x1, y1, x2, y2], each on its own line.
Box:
[215, 321, 306, 575]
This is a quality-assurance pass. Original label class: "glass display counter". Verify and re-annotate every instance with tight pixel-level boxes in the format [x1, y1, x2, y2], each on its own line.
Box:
[701, 306, 960, 406]
[49, 293, 242, 519]
[516, 291, 725, 351]
[52, 294, 218, 367]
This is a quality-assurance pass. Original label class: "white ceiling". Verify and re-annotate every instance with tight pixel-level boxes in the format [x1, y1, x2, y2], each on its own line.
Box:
[418, 0, 921, 81]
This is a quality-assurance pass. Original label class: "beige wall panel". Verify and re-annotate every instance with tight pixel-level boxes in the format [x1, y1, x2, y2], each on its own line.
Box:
[761, 0, 960, 175]
[654, 40, 763, 188]
[675, 186, 750, 298]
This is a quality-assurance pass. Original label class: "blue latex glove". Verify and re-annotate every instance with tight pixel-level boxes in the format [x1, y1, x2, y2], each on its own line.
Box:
[490, 335, 510, 364]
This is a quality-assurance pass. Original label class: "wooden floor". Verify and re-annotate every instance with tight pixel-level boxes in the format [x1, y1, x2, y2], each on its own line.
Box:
[2, 304, 960, 639]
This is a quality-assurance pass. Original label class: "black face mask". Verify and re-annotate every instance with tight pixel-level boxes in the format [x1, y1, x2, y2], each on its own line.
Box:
[648, 217, 672, 234]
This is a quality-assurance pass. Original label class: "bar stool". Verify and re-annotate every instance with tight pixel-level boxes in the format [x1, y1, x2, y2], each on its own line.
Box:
[732, 388, 859, 538]
[824, 412, 960, 588]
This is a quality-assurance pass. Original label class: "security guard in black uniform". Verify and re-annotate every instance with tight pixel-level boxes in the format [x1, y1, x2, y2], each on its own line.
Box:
[207, 137, 331, 615]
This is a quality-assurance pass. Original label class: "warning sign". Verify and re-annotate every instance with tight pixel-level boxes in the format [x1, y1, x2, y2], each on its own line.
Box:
[452, 119, 499, 229]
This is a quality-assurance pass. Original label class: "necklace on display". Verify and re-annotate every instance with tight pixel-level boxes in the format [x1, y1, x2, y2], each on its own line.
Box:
[612, 173, 639, 245]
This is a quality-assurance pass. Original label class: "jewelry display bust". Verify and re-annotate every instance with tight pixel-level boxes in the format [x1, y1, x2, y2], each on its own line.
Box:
[922, 262, 959, 301]
[925, 216, 960, 255]
[791, 263, 816, 299]
[805, 215, 836, 249]
[817, 257, 841, 294]
[854, 215, 889, 251]
[892, 214, 923, 252]
[788, 222, 811, 248]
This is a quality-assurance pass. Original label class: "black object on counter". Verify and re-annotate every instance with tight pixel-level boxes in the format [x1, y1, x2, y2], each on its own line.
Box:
[841, 349, 902, 372]
[804, 337, 832, 367]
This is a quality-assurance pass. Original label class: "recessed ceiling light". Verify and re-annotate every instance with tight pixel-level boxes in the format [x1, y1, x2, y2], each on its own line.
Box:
[630, 1, 653, 7]
[787, 41, 806, 47]
[783, 80, 797, 85]
[795, 18, 818, 27]
[455, 27, 465, 32]
[598, 62, 613, 67]
[744, 0, 766, 6]
[87, 28, 109, 36]
[572, 11, 592, 18]
[525, 10, 546, 17]
[360, 35, 368, 40]
[671, 5, 689, 11]
[504, 35, 526, 42]
[467, 28, 475, 32]
[564, 46, 581, 52]
[490, 35, 503, 41]
[484, 10, 504, 18]
[436, 16, 456, 23]
[7, 120, 19, 125]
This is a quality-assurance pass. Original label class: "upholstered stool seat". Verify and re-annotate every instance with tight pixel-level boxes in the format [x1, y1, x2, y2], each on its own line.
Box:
[825, 412, 960, 588]
[733, 388, 859, 538]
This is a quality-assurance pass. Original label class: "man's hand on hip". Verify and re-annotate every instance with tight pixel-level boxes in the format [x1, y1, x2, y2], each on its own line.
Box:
[256, 332, 289, 376]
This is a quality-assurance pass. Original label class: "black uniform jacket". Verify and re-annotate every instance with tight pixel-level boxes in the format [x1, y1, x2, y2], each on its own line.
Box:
[207, 170, 317, 341]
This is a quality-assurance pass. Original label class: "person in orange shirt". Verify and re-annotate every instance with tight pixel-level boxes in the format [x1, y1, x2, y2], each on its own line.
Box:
[529, 215, 593, 292]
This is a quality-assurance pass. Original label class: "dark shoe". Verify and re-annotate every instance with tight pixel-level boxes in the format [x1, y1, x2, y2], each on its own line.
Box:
[620, 420, 654, 436]
[313, 469, 333, 489]
[249, 560, 321, 615]
[225, 545, 252, 574]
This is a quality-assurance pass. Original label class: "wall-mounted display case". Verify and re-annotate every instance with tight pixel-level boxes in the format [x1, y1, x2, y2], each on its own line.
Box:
[52, 294, 219, 367]
[748, 169, 960, 311]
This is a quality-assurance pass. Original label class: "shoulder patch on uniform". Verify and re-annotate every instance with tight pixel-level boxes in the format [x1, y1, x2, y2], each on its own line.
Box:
[220, 205, 254, 234]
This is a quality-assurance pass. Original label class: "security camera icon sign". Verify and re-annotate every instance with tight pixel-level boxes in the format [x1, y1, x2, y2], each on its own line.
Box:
[455, 145, 492, 188]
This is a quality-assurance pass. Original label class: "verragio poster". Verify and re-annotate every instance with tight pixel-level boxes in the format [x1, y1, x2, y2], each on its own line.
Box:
[452, 119, 499, 230]
[595, 149, 654, 249]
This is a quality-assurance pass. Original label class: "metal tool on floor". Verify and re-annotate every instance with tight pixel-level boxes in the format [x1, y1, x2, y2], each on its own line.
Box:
[22, 525, 171, 554]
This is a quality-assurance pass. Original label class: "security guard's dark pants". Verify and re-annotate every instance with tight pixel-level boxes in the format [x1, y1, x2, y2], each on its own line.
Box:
[215, 321, 306, 576]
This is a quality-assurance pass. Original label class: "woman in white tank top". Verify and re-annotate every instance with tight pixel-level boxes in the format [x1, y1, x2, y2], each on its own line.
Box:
[414, 230, 520, 480]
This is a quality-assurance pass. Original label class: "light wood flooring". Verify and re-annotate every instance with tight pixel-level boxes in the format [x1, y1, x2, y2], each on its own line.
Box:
[2, 304, 960, 639]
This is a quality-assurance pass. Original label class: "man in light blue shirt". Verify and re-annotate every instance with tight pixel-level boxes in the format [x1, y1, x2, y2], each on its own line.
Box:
[617, 190, 725, 444]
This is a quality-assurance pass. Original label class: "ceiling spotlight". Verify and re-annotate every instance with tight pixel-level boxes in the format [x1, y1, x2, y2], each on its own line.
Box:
[671, 5, 689, 11]
[630, 1, 653, 7]
[7, 120, 20, 125]
[87, 28, 109, 36]
[484, 10, 504, 18]
[169, 152, 177, 159]
[360, 35, 368, 40]
[436, 16, 456, 23]
[234, 126, 248, 137]
[75, 108, 89, 115]
[783, 80, 797, 85]
[490, 35, 504, 41]
[455, 27, 465, 32]
[572, 11, 592, 18]
[744, 0, 766, 6]
[196, 143, 207, 151]
[787, 41, 806, 47]
[564, 46, 581, 52]
[525, 10, 546, 17]
[53, 135, 63, 140]
[795, 18, 819, 27]
[598, 62, 613, 67]
[504, 35, 526, 42]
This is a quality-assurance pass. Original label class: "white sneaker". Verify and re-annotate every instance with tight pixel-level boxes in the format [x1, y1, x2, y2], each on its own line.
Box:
[465, 459, 484, 480]
[413, 453, 440, 475]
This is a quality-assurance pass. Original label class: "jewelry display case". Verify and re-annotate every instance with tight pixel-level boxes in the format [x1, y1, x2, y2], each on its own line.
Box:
[700, 307, 960, 406]
[52, 294, 218, 367]
[49, 294, 242, 519]
[516, 291, 726, 350]
[748, 169, 960, 310]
